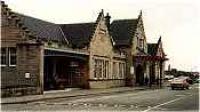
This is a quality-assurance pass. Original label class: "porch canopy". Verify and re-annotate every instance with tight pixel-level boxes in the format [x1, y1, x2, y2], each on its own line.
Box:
[133, 55, 168, 61]
[44, 48, 89, 61]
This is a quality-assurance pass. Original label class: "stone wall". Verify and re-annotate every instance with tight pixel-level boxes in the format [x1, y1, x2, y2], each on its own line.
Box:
[1, 6, 44, 97]
[1, 42, 44, 97]
[88, 16, 126, 88]
[17, 42, 44, 94]
[89, 80, 125, 88]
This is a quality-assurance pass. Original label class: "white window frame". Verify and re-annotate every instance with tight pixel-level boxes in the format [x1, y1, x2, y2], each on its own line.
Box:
[8, 48, 16, 67]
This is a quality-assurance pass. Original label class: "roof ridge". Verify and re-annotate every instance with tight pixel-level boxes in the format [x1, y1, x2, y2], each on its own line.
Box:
[148, 43, 157, 45]
[112, 18, 138, 22]
[59, 22, 96, 25]
[15, 11, 56, 25]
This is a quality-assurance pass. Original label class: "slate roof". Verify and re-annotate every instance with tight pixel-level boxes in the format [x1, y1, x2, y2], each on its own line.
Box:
[110, 19, 138, 46]
[147, 43, 158, 55]
[59, 23, 97, 48]
[17, 13, 67, 43]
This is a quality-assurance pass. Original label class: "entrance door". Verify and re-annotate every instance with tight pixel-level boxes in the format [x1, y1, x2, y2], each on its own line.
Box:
[44, 58, 57, 90]
[136, 65, 144, 86]
[66, 65, 82, 87]
[150, 64, 155, 85]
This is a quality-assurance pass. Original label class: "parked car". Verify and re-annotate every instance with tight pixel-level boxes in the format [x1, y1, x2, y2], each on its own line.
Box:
[193, 78, 200, 83]
[164, 75, 174, 80]
[170, 78, 189, 90]
[178, 76, 193, 84]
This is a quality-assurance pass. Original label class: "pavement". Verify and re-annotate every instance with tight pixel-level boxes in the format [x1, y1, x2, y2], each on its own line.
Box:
[1, 86, 153, 104]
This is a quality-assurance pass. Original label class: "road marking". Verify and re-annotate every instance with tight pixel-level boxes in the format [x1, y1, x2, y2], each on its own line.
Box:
[142, 97, 184, 112]
[175, 94, 185, 97]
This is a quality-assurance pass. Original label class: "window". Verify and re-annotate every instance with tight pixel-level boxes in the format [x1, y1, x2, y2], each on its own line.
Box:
[139, 39, 144, 48]
[94, 59, 110, 79]
[112, 62, 117, 79]
[94, 59, 103, 79]
[1, 48, 7, 66]
[104, 61, 109, 79]
[9, 47, 16, 66]
[118, 63, 126, 79]
[94, 60, 98, 78]
[0, 47, 17, 67]
[119, 63, 123, 78]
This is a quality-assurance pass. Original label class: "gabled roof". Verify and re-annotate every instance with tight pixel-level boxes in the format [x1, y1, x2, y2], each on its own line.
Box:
[147, 43, 157, 55]
[60, 23, 97, 48]
[17, 13, 67, 43]
[110, 19, 138, 46]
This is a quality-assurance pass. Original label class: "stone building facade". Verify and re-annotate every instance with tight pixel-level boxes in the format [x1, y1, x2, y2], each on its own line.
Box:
[110, 11, 167, 87]
[1, 1, 167, 97]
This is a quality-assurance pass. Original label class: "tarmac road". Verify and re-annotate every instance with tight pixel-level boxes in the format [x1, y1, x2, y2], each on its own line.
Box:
[1, 84, 199, 111]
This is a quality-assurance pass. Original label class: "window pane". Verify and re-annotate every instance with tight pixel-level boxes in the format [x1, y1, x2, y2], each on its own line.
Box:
[105, 61, 109, 79]
[94, 60, 98, 78]
[10, 47, 16, 55]
[99, 60, 103, 78]
[1, 56, 6, 65]
[9, 47, 16, 65]
[10, 56, 16, 65]
[113, 62, 116, 79]
[1, 48, 7, 65]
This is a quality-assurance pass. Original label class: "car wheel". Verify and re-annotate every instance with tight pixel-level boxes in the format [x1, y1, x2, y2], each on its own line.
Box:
[171, 87, 174, 90]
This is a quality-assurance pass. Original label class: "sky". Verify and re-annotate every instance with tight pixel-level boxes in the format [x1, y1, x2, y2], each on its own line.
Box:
[3, 0, 200, 72]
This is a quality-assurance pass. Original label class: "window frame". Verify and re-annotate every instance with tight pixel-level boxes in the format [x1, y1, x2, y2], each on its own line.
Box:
[8, 47, 16, 67]
[139, 38, 144, 48]
[1, 47, 7, 67]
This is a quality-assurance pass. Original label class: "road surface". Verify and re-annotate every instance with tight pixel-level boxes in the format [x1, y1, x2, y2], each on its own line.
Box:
[1, 84, 199, 111]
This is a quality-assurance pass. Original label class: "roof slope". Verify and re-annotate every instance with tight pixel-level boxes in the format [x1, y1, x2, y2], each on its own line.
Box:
[60, 23, 97, 48]
[17, 13, 67, 43]
[110, 19, 138, 46]
[147, 43, 157, 55]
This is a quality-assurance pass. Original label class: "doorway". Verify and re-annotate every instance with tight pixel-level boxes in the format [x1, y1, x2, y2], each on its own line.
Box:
[44, 56, 87, 90]
[135, 65, 144, 86]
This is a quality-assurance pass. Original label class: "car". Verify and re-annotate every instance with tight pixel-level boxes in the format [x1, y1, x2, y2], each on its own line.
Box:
[178, 76, 193, 84]
[164, 75, 174, 80]
[193, 78, 200, 83]
[170, 78, 189, 90]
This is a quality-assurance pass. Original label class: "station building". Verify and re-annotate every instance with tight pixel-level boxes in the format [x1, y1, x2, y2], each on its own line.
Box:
[1, 1, 167, 97]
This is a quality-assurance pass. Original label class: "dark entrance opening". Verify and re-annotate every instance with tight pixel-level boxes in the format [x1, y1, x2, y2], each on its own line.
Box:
[150, 64, 155, 85]
[44, 50, 88, 91]
[136, 65, 144, 86]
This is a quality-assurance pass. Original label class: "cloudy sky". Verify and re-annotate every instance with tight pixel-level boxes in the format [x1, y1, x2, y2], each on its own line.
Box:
[3, 0, 200, 72]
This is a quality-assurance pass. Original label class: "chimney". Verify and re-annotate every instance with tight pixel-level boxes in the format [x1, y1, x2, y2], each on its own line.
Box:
[96, 9, 104, 23]
[105, 13, 111, 31]
[168, 64, 171, 71]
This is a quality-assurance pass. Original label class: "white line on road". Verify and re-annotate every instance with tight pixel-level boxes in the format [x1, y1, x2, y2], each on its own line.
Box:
[142, 97, 185, 112]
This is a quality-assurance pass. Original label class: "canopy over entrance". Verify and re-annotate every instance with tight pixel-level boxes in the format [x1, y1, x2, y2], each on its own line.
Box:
[44, 49, 89, 90]
[133, 55, 168, 62]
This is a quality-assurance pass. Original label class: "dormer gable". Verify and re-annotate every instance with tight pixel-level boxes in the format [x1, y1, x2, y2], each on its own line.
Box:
[89, 10, 114, 56]
[135, 10, 147, 50]
[156, 36, 165, 57]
